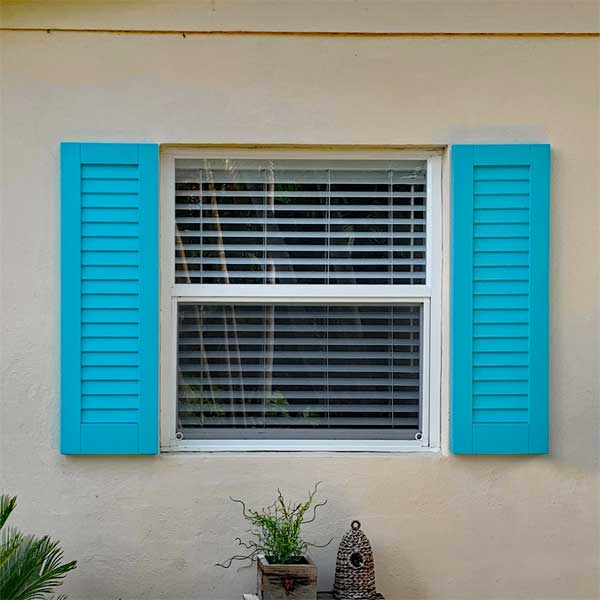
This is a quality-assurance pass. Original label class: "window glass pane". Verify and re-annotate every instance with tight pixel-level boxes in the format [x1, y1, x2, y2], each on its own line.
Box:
[176, 303, 422, 440]
[175, 159, 427, 284]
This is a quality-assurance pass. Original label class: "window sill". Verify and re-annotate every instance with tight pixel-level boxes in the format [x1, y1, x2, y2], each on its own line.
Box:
[160, 439, 439, 453]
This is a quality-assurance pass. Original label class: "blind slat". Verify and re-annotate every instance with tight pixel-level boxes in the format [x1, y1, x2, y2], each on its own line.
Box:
[177, 218, 425, 225]
[180, 377, 420, 386]
[176, 171, 426, 185]
[178, 403, 419, 413]
[176, 190, 426, 198]
[178, 339, 419, 347]
[176, 203, 425, 211]
[179, 351, 420, 359]
[179, 326, 419, 336]
[181, 416, 419, 427]
[176, 272, 424, 281]
[179, 390, 420, 400]
[180, 364, 421, 373]
[176, 257, 425, 265]
[176, 231, 426, 239]
[175, 244, 424, 251]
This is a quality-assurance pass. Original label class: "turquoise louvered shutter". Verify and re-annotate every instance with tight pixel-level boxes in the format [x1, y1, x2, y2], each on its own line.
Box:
[451, 144, 549, 454]
[61, 143, 158, 454]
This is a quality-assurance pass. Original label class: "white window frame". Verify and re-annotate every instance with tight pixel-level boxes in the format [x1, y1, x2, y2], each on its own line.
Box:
[160, 147, 442, 452]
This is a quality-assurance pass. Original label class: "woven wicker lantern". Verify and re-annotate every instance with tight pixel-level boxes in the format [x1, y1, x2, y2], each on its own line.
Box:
[333, 521, 383, 600]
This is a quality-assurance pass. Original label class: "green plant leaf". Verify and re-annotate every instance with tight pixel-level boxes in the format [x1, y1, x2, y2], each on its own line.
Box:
[0, 495, 17, 530]
[0, 526, 24, 571]
[0, 495, 77, 600]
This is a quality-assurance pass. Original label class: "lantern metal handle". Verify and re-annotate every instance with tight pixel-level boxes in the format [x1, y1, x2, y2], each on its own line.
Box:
[351, 520, 361, 531]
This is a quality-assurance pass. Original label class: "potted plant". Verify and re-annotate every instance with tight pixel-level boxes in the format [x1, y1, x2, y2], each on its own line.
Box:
[218, 482, 331, 600]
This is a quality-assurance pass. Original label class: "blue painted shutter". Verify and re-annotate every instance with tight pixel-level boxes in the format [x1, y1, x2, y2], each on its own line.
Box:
[451, 144, 549, 454]
[61, 143, 159, 454]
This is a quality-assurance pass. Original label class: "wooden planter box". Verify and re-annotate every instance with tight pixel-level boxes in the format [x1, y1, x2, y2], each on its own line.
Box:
[257, 555, 317, 600]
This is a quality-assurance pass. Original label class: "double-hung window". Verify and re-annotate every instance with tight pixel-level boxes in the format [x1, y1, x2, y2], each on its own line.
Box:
[161, 149, 442, 451]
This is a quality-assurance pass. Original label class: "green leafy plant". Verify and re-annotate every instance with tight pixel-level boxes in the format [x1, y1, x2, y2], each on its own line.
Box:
[0, 494, 77, 600]
[217, 482, 332, 568]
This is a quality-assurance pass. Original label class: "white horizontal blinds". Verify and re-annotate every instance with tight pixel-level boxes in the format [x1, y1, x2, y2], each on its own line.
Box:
[177, 303, 422, 440]
[175, 159, 427, 284]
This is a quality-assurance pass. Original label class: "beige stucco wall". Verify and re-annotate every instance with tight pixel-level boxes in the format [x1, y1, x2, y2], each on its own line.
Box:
[1, 2, 599, 599]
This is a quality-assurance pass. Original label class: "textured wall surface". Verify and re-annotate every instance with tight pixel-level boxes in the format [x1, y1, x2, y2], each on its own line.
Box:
[0, 2, 599, 599]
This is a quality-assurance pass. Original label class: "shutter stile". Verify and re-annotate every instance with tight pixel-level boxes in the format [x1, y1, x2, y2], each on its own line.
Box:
[61, 143, 158, 454]
[451, 144, 550, 454]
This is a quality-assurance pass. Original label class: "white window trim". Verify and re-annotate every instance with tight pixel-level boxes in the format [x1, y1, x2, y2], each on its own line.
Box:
[159, 147, 442, 452]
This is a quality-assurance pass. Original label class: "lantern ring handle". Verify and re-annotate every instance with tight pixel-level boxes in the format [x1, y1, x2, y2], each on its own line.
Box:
[351, 520, 361, 530]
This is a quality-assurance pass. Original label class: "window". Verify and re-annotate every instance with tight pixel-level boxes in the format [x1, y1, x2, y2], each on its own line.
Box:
[161, 149, 442, 451]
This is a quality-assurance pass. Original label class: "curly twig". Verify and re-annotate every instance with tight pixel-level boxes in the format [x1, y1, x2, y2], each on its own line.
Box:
[216, 549, 259, 569]
[234, 537, 259, 550]
[230, 497, 254, 520]
[308, 481, 322, 500]
[302, 498, 328, 524]
[305, 536, 334, 549]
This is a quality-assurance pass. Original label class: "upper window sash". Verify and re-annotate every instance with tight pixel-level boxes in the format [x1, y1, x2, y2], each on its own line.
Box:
[162, 150, 442, 297]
